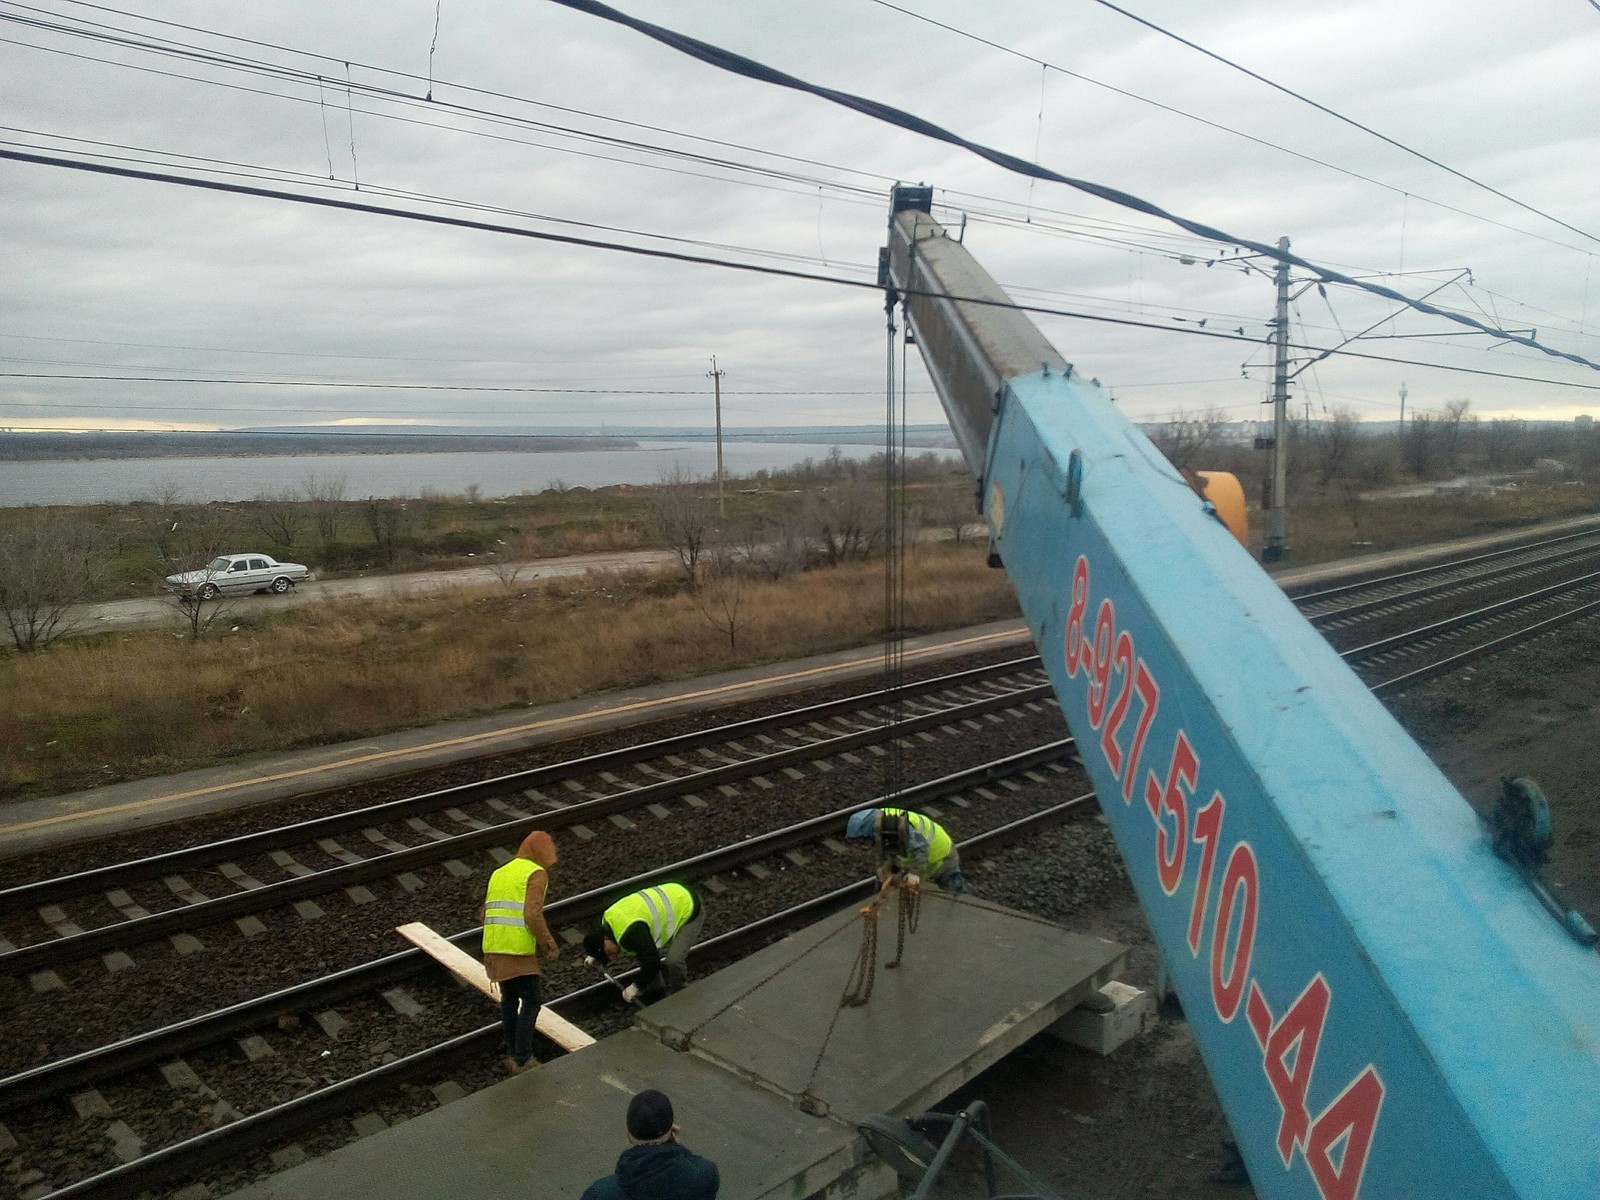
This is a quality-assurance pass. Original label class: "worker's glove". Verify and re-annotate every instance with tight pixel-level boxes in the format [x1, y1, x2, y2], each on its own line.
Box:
[903, 873, 922, 891]
[542, 946, 560, 962]
[583, 955, 598, 967]
[621, 983, 640, 1003]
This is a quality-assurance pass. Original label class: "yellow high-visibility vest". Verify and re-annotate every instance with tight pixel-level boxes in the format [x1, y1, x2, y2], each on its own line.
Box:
[482, 859, 546, 956]
[603, 884, 694, 950]
[882, 807, 953, 871]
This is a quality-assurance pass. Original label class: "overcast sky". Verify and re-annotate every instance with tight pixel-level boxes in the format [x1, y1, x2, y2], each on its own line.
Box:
[3, 0, 1599, 436]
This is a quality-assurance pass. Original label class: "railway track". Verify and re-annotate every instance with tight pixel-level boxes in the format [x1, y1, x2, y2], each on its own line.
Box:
[1, 531, 1596, 1198]
[0, 659, 1056, 978]
[1, 748, 1091, 1199]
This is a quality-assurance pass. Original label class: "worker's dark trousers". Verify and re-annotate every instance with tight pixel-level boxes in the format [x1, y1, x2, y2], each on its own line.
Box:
[661, 906, 707, 994]
[500, 975, 543, 1066]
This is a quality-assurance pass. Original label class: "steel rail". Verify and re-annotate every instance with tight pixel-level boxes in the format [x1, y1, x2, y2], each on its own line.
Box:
[1305, 543, 1600, 627]
[9, 559, 1581, 975]
[1340, 571, 1600, 664]
[0, 681, 1055, 976]
[1283, 523, 1600, 604]
[0, 655, 1046, 913]
[37, 794, 1094, 1200]
[0, 739, 1075, 1113]
[1371, 599, 1600, 694]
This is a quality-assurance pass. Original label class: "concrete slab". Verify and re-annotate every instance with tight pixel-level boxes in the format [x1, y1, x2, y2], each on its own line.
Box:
[226, 897, 1123, 1200]
[637, 891, 1125, 1122]
[225, 1029, 881, 1200]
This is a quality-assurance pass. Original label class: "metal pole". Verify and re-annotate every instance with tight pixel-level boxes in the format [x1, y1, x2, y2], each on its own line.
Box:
[1264, 235, 1291, 563]
[709, 356, 725, 518]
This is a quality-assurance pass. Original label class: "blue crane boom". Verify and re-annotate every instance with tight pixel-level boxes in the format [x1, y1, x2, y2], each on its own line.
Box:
[883, 189, 1600, 1200]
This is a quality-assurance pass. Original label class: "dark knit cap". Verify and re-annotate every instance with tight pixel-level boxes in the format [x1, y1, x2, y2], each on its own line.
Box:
[626, 1089, 674, 1140]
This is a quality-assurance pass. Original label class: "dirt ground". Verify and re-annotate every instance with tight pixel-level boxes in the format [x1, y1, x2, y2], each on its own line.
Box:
[913, 617, 1600, 1200]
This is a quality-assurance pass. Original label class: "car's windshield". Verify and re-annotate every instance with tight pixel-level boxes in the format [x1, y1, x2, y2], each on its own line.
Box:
[206, 557, 231, 571]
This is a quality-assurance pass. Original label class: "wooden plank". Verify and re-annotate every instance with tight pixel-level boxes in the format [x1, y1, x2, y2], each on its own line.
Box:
[396, 922, 497, 1000]
[395, 923, 595, 1052]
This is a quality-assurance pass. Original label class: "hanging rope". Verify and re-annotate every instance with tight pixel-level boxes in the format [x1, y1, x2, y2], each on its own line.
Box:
[881, 283, 906, 806]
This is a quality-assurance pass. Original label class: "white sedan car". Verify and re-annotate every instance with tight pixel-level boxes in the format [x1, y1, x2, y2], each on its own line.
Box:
[164, 553, 311, 601]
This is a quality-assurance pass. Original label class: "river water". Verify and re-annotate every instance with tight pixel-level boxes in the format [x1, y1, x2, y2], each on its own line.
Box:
[0, 441, 959, 507]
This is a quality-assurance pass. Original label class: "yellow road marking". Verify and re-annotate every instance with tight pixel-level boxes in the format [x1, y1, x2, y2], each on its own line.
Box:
[3, 626, 1029, 837]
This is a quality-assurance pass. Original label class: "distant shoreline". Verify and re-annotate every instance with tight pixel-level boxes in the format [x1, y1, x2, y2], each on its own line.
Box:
[0, 427, 957, 464]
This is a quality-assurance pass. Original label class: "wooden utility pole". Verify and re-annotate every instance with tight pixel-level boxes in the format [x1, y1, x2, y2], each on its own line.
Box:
[708, 356, 726, 517]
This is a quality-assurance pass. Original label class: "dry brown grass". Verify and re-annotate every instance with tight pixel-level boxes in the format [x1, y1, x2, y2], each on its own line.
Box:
[1263, 484, 1600, 565]
[0, 544, 1019, 800]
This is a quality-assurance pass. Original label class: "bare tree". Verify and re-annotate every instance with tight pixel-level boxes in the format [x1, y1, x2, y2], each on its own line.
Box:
[252, 487, 307, 552]
[1312, 407, 1362, 490]
[1483, 418, 1528, 470]
[300, 471, 347, 544]
[1442, 399, 1476, 468]
[692, 543, 752, 652]
[807, 473, 882, 565]
[652, 465, 715, 586]
[0, 512, 106, 651]
[920, 480, 980, 545]
[361, 498, 414, 567]
[1403, 412, 1438, 477]
[1149, 407, 1227, 469]
[153, 506, 240, 641]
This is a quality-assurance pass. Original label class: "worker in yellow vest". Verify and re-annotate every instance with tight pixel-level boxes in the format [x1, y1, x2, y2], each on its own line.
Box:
[845, 806, 965, 892]
[480, 830, 560, 1073]
[582, 882, 705, 1005]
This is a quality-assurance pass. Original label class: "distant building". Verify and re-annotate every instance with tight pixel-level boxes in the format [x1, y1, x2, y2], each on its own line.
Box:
[1576, 414, 1594, 428]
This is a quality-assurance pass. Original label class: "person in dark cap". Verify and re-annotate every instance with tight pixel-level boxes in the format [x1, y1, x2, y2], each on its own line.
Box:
[580, 1088, 720, 1200]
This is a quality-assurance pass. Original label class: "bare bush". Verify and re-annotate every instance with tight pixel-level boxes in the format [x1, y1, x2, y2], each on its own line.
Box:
[1149, 407, 1228, 469]
[652, 464, 716, 586]
[920, 481, 980, 545]
[732, 511, 808, 581]
[487, 533, 538, 590]
[692, 543, 751, 651]
[1311, 407, 1362, 490]
[361, 498, 415, 567]
[300, 471, 347, 544]
[807, 473, 882, 565]
[0, 512, 106, 651]
[252, 487, 307, 551]
[153, 506, 241, 641]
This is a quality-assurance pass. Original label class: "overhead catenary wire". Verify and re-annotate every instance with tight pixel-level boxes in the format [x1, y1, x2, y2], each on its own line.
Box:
[543, 0, 1600, 377]
[10, 0, 1599, 277]
[14, 2, 1594, 367]
[1079, 0, 1599, 248]
[862, 0, 1595, 258]
[4, 149, 1599, 402]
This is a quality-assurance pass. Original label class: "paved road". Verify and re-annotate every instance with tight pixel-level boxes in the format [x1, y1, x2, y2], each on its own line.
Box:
[73, 548, 682, 634]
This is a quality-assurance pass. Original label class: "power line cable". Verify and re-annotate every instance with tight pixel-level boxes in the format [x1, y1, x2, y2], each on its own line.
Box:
[3, 148, 1596, 396]
[862, 0, 1593, 257]
[17, 0, 1596, 271]
[543, 0, 1600, 375]
[1079, 0, 1599, 246]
